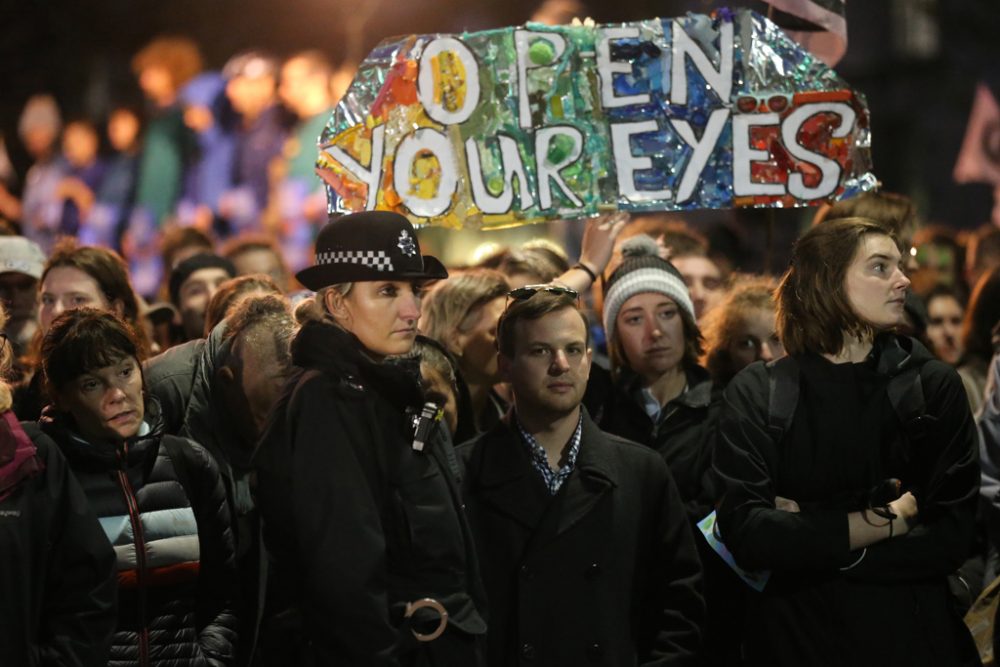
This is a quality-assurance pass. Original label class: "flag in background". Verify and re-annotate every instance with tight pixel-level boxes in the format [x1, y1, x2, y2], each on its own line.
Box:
[762, 0, 848, 67]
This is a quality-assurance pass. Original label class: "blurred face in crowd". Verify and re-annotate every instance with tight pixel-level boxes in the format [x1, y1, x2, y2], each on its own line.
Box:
[727, 307, 784, 371]
[139, 65, 175, 107]
[108, 109, 141, 153]
[843, 233, 911, 331]
[615, 292, 685, 382]
[231, 248, 288, 291]
[500, 306, 591, 421]
[22, 126, 59, 160]
[54, 356, 145, 445]
[925, 294, 964, 365]
[39, 267, 117, 334]
[226, 74, 276, 119]
[279, 57, 328, 118]
[328, 281, 422, 359]
[421, 361, 458, 436]
[178, 267, 231, 340]
[62, 121, 99, 169]
[0, 272, 38, 323]
[672, 255, 724, 321]
[452, 296, 505, 386]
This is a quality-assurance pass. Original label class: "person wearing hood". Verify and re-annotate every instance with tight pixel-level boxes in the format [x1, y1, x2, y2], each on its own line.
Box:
[28, 307, 239, 666]
[253, 211, 487, 666]
[714, 217, 980, 666]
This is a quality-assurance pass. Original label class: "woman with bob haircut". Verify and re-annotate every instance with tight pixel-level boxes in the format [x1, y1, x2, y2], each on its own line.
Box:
[30, 307, 238, 666]
[700, 276, 783, 387]
[253, 211, 487, 666]
[15, 238, 150, 421]
[714, 217, 980, 666]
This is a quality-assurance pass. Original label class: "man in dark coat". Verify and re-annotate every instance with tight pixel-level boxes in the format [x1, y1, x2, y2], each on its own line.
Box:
[458, 286, 705, 667]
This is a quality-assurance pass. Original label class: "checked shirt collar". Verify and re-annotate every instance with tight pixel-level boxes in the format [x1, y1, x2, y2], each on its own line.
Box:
[514, 409, 583, 495]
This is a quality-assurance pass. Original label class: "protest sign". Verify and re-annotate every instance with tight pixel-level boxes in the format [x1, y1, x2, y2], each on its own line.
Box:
[318, 9, 875, 229]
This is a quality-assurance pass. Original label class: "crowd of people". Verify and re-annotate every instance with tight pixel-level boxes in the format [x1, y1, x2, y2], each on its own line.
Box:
[2, 29, 1000, 667]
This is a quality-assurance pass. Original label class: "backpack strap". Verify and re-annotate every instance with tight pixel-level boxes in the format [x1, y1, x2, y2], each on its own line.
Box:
[886, 365, 927, 441]
[766, 356, 800, 442]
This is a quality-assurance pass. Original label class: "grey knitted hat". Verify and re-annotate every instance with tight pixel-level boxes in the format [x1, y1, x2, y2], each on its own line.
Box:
[602, 235, 695, 340]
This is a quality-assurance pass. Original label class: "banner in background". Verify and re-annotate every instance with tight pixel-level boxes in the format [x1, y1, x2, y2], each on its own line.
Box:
[318, 9, 875, 229]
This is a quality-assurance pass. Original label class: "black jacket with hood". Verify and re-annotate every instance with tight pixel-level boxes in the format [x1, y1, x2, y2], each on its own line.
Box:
[253, 320, 487, 667]
[714, 334, 980, 666]
[27, 396, 239, 667]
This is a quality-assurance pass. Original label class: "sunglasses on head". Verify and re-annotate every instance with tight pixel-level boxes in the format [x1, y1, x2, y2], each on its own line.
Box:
[506, 284, 579, 303]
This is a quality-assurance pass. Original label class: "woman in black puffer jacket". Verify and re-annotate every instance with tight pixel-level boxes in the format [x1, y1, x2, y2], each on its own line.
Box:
[30, 307, 238, 666]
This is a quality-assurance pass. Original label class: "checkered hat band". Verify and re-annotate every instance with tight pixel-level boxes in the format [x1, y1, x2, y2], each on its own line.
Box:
[315, 250, 394, 272]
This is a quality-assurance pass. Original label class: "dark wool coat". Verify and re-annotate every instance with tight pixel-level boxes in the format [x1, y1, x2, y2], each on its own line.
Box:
[253, 321, 487, 667]
[715, 335, 980, 666]
[457, 410, 705, 667]
[0, 418, 118, 666]
[584, 364, 721, 522]
[30, 398, 239, 667]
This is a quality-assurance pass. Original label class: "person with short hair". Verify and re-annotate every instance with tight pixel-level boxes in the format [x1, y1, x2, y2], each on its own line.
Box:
[220, 233, 290, 291]
[203, 273, 282, 337]
[254, 211, 487, 666]
[32, 307, 239, 666]
[168, 253, 236, 341]
[459, 284, 704, 666]
[923, 283, 966, 366]
[714, 217, 980, 666]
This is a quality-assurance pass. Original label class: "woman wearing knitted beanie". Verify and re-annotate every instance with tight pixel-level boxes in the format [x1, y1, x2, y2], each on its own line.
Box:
[582, 234, 739, 666]
[584, 234, 721, 521]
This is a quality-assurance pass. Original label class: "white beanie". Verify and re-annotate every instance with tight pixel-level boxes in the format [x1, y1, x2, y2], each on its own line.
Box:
[602, 235, 695, 342]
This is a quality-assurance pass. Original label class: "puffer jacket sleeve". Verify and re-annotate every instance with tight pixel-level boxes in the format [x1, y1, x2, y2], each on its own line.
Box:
[34, 434, 119, 667]
[169, 437, 240, 666]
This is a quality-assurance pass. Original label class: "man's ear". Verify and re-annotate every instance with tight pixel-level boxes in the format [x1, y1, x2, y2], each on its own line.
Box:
[497, 350, 512, 383]
[583, 347, 593, 381]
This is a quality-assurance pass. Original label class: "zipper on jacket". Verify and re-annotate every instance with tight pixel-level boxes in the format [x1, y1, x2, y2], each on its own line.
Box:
[117, 441, 150, 667]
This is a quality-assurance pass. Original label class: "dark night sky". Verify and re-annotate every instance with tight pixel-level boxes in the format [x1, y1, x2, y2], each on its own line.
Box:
[3, 0, 998, 232]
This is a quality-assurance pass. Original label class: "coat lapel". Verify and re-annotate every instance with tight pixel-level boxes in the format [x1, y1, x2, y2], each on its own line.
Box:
[533, 411, 618, 546]
[473, 422, 551, 532]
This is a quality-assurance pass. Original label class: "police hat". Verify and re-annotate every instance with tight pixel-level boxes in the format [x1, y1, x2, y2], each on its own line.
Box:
[296, 211, 448, 290]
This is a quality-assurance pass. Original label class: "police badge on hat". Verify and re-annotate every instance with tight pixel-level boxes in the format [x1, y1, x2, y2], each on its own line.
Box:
[398, 230, 418, 258]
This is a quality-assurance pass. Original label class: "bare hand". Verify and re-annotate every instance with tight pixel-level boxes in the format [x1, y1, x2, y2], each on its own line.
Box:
[578, 211, 629, 274]
[775, 496, 800, 513]
[888, 491, 918, 537]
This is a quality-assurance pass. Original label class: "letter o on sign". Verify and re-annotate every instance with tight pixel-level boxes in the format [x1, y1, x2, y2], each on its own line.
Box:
[393, 128, 459, 219]
[417, 37, 481, 126]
